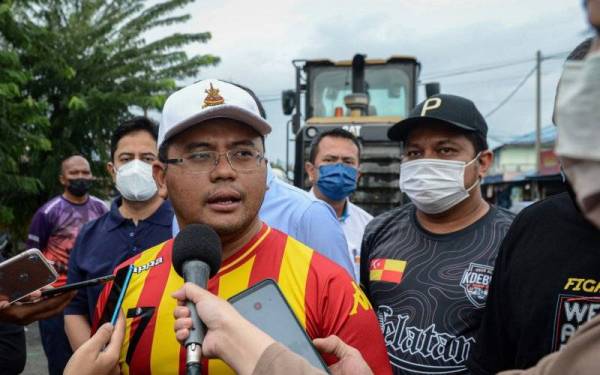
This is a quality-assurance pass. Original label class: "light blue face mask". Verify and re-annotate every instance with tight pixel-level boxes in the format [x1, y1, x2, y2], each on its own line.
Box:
[316, 163, 358, 201]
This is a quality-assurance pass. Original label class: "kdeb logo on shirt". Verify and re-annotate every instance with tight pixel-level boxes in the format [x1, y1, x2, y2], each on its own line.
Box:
[460, 263, 493, 308]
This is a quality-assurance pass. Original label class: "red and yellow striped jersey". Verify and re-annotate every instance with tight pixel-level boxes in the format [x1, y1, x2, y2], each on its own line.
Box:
[94, 223, 391, 375]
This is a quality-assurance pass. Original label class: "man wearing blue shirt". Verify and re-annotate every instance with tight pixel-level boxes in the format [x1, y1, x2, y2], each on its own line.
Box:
[64, 117, 173, 350]
[305, 128, 373, 281]
[260, 165, 355, 276]
[171, 82, 354, 278]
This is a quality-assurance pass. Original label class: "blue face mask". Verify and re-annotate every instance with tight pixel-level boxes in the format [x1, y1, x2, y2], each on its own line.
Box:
[316, 163, 358, 201]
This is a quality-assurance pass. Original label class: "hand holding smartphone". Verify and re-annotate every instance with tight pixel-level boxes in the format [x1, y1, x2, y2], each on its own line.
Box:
[228, 279, 330, 372]
[0, 249, 57, 304]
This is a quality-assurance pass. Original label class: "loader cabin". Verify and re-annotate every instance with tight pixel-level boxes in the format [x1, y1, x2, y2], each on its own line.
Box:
[283, 55, 423, 215]
[305, 56, 419, 122]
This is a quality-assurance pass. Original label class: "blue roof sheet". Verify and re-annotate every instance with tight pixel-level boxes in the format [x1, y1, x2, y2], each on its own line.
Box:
[504, 126, 556, 146]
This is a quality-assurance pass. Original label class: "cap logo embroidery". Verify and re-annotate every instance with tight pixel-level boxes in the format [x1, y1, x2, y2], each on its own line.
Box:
[421, 97, 442, 115]
[203, 83, 225, 108]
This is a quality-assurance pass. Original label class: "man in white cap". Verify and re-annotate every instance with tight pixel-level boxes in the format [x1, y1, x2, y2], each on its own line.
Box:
[169, 82, 355, 278]
[92, 79, 392, 375]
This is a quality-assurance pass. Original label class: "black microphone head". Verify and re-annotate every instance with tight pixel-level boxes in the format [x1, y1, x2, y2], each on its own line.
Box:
[172, 224, 222, 278]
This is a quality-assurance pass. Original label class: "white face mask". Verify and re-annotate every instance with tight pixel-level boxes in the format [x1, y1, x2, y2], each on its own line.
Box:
[555, 52, 600, 229]
[555, 53, 600, 160]
[399, 154, 480, 214]
[115, 159, 157, 202]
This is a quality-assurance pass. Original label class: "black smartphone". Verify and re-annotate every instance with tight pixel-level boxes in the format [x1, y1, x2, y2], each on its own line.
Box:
[0, 249, 58, 303]
[96, 265, 134, 327]
[228, 279, 330, 373]
[41, 274, 115, 298]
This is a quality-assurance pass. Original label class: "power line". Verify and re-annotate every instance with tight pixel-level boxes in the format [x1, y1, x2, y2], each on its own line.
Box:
[259, 97, 281, 103]
[484, 66, 537, 118]
[423, 58, 534, 80]
[421, 50, 568, 80]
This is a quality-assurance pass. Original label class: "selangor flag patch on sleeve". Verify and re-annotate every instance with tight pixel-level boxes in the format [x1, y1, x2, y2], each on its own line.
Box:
[369, 258, 406, 284]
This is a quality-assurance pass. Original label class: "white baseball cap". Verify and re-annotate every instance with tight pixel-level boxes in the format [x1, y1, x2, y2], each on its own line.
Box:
[158, 79, 272, 147]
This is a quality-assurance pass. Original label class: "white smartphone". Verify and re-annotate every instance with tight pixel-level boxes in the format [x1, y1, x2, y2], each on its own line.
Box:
[0, 249, 58, 304]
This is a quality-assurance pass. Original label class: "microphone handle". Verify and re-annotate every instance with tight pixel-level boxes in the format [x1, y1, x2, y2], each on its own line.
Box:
[187, 363, 201, 375]
[183, 260, 211, 370]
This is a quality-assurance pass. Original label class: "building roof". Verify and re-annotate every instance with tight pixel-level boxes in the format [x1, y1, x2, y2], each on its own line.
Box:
[495, 126, 556, 150]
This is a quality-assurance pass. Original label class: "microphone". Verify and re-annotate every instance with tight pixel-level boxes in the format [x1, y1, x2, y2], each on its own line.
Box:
[173, 224, 222, 375]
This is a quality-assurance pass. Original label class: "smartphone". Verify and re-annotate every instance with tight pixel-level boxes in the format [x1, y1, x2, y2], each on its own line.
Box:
[41, 275, 115, 298]
[97, 265, 134, 327]
[0, 249, 58, 304]
[228, 279, 330, 373]
[110, 265, 133, 325]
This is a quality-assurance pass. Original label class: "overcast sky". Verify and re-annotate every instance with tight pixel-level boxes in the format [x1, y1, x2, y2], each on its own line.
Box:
[149, 0, 590, 166]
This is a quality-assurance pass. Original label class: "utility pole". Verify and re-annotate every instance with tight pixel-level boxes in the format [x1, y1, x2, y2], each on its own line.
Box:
[535, 50, 542, 174]
[285, 119, 290, 178]
[533, 50, 543, 200]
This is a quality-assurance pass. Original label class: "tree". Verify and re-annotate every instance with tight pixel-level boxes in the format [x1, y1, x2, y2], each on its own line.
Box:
[0, 0, 219, 244]
[0, 3, 50, 247]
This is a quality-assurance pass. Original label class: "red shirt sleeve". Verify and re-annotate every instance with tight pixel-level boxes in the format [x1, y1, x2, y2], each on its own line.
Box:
[305, 253, 392, 375]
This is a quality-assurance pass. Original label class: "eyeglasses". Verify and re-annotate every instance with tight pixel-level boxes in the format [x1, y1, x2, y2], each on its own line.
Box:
[164, 149, 266, 174]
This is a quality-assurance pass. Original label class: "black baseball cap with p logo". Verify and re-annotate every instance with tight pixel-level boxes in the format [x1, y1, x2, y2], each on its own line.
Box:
[388, 94, 488, 143]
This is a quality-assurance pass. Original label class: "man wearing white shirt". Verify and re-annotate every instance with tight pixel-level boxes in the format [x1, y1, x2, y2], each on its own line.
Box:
[305, 128, 373, 281]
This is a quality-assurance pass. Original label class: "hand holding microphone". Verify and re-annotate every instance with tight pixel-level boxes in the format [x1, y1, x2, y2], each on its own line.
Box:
[172, 284, 374, 375]
[172, 283, 276, 375]
[172, 224, 223, 375]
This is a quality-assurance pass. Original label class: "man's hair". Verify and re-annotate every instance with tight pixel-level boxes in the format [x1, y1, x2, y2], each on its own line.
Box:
[111, 116, 158, 161]
[60, 154, 88, 175]
[567, 38, 593, 61]
[308, 128, 362, 164]
[465, 132, 488, 155]
[158, 81, 266, 163]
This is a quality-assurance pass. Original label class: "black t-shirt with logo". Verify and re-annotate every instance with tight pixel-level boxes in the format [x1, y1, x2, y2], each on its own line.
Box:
[361, 203, 514, 375]
[468, 192, 600, 374]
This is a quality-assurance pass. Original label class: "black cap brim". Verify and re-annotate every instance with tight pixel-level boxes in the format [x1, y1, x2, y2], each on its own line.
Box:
[387, 116, 477, 141]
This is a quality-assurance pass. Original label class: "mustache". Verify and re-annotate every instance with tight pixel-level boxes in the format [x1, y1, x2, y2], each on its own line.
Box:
[205, 185, 244, 202]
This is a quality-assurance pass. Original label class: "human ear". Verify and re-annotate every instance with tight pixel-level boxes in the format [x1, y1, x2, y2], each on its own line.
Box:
[106, 162, 116, 184]
[477, 151, 493, 178]
[153, 161, 168, 199]
[305, 162, 317, 184]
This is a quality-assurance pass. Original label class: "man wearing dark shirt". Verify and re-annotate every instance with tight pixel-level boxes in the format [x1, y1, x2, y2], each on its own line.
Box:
[468, 23, 600, 375]
[64, 117, 173, 351]
[26, 154, 108, 375]
[361, 94, 514, 375]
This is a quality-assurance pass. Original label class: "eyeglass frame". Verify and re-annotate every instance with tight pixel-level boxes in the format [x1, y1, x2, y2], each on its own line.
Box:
[162, 149, 267, 174]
